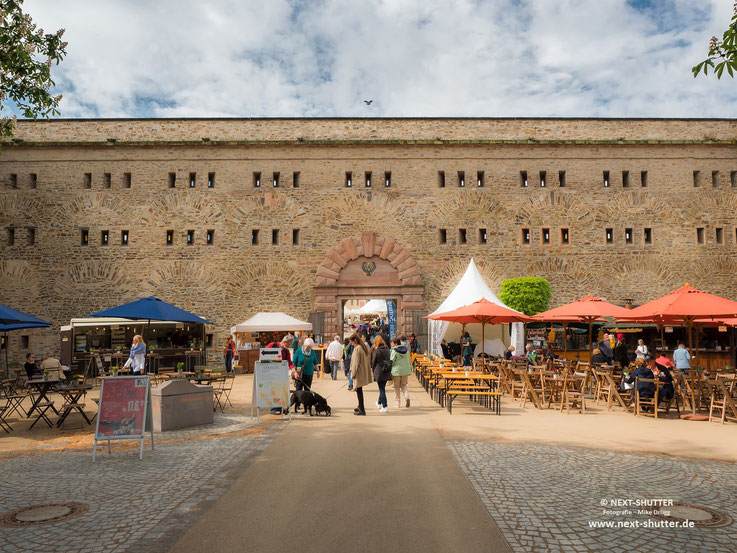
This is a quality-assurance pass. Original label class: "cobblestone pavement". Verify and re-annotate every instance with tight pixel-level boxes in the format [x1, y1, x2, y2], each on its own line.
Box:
[0, 415, 284, 553]
[447, 440, 737, 553]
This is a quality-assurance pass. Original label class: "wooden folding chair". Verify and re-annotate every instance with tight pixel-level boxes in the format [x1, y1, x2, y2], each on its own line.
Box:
[708, 379, 737, 424]
[514, 369, 542, 409]
[634, 378, 659, 419]
[559, 374, 586, 414]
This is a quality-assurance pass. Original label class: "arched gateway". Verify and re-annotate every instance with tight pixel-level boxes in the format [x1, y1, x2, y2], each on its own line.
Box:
[313, 232, 425, 338]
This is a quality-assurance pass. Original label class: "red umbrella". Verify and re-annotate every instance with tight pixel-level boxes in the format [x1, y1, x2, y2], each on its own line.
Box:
[617, 284, 737, 412]
[425, 299, 530, 360]
[533, 295, 632, 358]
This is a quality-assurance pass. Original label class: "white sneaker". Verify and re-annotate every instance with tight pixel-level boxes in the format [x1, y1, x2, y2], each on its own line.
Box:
[379, 407, 388, 413]
[376, 401, 381, 408]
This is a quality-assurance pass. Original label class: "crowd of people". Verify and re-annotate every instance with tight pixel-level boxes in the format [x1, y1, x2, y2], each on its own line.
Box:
[256, 331, 417, 416]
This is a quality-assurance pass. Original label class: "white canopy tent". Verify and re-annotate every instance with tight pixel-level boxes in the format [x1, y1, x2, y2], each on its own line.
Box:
[427, 259, 524, 356]
[356, 299, 388, 315]
[230, 312, 312, 334]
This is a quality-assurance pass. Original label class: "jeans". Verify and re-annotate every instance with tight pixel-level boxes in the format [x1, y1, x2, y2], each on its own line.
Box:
[225, 351, 233, 373]
[329, 360, 339, 380]
[297, 372, 313, 391]
[392, 375, 409, 405]
[355, 387, 365, 412]
[345, 357, 353, 387]
[463, 354, 472, 367]
[377, 380, 388, 408]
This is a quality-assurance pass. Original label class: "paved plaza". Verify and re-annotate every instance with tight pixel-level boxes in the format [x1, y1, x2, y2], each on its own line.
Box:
[448, 440, 737, 553]
[0, 416, 284, 553]
[1, 376, 736, 553]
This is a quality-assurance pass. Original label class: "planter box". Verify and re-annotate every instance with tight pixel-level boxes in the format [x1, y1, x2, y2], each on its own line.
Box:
[151, 379, 213, 432]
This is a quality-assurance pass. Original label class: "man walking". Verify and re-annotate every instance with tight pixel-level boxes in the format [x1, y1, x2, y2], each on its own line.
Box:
[325, 335, 344, 381]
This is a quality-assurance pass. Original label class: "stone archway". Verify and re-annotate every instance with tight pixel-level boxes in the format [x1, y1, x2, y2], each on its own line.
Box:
[313, 232, 424, 337]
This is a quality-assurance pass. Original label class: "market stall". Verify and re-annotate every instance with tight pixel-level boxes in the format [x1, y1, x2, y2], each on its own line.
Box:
[230, 312, 312, 373]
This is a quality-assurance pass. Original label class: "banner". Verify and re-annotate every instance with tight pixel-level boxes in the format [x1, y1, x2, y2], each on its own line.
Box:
[386, 299, 397, 339]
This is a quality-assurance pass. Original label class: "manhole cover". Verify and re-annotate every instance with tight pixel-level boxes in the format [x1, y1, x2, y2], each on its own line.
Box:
[653, 503, 732, 528]
[0, 503, 88, 527]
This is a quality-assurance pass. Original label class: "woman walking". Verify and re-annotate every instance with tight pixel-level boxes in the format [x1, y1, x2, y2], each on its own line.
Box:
[390, 337, 412, 408]
[293, 337, 318, 391]
[349, 333, 371, 416]
[371, 336, 392, 413]
[224, 335, 236, 373]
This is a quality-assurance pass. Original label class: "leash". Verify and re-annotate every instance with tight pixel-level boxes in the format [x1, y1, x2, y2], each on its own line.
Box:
[291, 377, 348, 400]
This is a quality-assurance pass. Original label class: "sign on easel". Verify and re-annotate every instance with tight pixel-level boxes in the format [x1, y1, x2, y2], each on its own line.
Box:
[93, 375, 154, 461]
[251, 360, 291, 423]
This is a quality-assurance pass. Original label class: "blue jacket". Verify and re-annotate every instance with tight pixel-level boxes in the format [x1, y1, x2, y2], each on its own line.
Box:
[129, 343, 146, 358]
[626, 366, 655, 397]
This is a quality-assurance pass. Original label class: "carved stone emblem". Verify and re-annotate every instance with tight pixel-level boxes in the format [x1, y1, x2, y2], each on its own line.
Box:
[361, 261, 376, 277]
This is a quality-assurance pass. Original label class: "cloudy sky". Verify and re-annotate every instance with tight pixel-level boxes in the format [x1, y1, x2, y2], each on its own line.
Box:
[17, 0, 737, 118]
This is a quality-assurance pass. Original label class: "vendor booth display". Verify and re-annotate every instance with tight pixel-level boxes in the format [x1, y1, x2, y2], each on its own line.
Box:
[231, 312, 312, 373]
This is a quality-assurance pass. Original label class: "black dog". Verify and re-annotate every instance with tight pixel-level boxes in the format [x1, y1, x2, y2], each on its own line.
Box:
[290, 390, 332, 416]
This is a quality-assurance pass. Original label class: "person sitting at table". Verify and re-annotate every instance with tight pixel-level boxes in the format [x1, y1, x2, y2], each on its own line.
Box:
[24, 353, 42, 379]
[625, 355, 656, 407]
[591, 347, 606, 365]
[504, 345, 515, 360]
[651, 354, 674, 404]
[40, 354, 66, 380]
[123, 335, 147, 374]
[440, 339, 451, 360]
[543, 345, 557, 360]
[525, 343, 538, 366]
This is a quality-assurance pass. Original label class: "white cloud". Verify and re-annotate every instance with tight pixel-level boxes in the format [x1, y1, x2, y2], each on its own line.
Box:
[17, 0, 737, 118]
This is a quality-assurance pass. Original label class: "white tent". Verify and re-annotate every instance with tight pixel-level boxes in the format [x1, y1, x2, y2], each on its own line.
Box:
[427, 259, 524, 356]
[230, 312, 312, 334]
[356, 299, 388, 314]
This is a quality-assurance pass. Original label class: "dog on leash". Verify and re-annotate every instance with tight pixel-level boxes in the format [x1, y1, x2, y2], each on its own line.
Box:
[290, 390, 332, 416]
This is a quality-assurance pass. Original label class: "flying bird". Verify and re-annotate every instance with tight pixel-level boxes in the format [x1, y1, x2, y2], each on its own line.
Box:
[364, 100, 373, 105]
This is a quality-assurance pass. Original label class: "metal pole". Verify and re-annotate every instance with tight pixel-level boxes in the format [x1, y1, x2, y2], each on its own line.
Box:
[4, 332, 8, 379]
[687, 320, 696, 414]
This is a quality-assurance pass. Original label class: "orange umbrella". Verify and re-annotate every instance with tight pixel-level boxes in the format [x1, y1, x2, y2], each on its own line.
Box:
[425, 299, 530, 360]
[617, 284, 737, 413]
[533, 295, 632, 358]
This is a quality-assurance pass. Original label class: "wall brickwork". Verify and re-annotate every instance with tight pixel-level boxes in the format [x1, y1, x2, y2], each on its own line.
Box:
[1, 118, 736, 361]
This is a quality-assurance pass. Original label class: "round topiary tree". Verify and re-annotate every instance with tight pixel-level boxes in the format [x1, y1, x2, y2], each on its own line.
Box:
[499, 277, 552, 316]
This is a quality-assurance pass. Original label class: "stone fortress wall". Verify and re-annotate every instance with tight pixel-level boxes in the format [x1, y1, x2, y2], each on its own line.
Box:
[1, 118, 736, 361]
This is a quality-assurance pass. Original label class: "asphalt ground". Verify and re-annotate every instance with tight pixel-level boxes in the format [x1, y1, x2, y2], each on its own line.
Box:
[167, 376, 512, 553]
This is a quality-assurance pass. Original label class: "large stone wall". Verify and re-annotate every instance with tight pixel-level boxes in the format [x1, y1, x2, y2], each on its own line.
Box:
[1, 118, 736, 361]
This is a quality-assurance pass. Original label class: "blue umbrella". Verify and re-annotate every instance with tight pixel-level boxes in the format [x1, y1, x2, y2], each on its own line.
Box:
[0, 303, 51, 326]
[0, 318, 52, 377]
[85, 297, 212, 324]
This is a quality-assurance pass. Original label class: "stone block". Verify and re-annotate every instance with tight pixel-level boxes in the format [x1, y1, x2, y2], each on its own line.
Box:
[151, 379, 213, 432]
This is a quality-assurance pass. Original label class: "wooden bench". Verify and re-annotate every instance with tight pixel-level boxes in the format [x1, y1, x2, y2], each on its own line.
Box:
[446, 390, 502, 414]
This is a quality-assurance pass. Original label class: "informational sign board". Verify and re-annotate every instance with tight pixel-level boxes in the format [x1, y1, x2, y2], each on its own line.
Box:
[251, 360, 291, 423]
[386, 299, 397, 339]
[93, 375, 154, 461]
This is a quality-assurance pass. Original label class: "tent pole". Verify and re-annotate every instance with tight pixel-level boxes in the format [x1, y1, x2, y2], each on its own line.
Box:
[588, 320, 593, 364]
[687, 319, 696, 414]
[563, 322, 568, 359]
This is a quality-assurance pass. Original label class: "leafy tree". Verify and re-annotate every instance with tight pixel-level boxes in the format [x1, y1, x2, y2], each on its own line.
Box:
[499, 277, 551, 316]
[0, 0, 67, 140]
[692, 2, 737, 78]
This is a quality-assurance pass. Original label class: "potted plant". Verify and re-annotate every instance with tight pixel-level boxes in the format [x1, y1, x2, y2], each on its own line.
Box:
[115, 345, 122, 353]
[176, 361, 184, 375]
[42, 368, 50, 381]
[110, 365, 120, 376]
[72, 373, 84, 386]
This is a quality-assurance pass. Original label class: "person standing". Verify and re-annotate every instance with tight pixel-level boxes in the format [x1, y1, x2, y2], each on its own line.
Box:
[409, 333, 421, 355]
[224, 335, 236, 373]
[462, 332, 473, 367]
[390, 337, 412, 408]
[293, 337, 317, 391]
[613, 333, 630, 370]
[635, 339, 649, 360]
[325, 335, 343, 381]
[673, 342, 691, 374]
[343, 338, 354, 390]
[349, 333, 371, 415]
[123, 335, 146, 374]
[371, 336, 392, 412]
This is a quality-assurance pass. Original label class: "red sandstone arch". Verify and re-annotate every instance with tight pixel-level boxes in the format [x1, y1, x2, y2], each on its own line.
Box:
[313, 232, 424, 337]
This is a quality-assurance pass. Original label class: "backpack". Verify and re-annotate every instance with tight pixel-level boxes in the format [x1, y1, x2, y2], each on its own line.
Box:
[380, 357, 393, 376]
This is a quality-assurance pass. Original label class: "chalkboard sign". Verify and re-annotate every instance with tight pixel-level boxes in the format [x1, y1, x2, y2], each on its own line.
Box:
[93, 375, 154, 461]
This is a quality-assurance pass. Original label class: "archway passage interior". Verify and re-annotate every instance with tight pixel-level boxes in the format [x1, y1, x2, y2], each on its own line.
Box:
[342, 298, 396, 340]
[313, 232, 425, 342]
